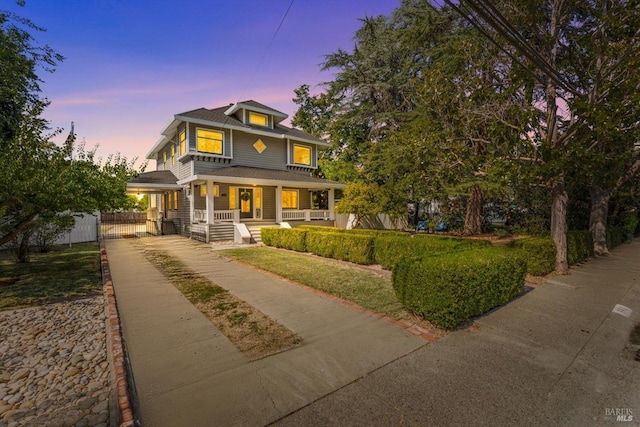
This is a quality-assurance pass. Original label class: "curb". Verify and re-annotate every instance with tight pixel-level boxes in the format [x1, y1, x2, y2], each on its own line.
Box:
[100, 240, 136, 427]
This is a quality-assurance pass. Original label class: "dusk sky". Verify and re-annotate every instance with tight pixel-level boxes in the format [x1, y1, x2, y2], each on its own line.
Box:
[5, 0, 400, 168]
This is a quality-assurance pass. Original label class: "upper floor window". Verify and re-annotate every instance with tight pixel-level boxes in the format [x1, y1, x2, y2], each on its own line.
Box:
[248, 112, 268, 127]
[171, 145, 176, 165]
[179, 130, 186, 155]
[197, 128, 223, 155]
[163, 152, 167, 169]
[293, 144, 311, 166]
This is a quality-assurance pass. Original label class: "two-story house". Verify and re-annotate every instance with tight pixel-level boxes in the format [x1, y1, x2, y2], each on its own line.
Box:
[127, 100, 345, 243]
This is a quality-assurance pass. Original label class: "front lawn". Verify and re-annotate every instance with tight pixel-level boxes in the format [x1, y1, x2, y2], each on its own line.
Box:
[222, 246, 407, 320]
[0, 243, 102, 310]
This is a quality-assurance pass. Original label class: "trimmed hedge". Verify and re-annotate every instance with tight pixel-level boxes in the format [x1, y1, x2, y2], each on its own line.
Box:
[567, 230, 593, 264]
[392, 248, 527, 330]
[607, 227, 625, 249]
[374, 235, 491, 270]
[260, 228, 307, 252]
[305, 231, 375, 265]
[296, 225, 408, 237]
[509, 237, 556, 276]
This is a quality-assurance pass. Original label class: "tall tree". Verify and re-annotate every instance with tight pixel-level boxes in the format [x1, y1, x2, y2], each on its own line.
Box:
[0, 4, 142, 248]
[448, 0, 639, 271]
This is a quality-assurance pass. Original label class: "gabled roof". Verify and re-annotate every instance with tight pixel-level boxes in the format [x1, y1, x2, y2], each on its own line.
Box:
[224, 100, 288, 122]
[148, 100, 329, 159]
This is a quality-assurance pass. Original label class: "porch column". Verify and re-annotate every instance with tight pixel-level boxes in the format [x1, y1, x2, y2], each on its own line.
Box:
[328, 188, 335, 220]
[276, 185, 283, 223]
[206, 180, 215, 224]
[189, 182, 195, 223]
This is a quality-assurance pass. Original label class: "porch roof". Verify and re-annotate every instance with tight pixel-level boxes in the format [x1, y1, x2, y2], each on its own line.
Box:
[126, 170, 182, 194]
[177, 166, 346, 190]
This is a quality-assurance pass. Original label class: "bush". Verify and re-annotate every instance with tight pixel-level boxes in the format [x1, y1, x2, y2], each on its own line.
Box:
[607, 227, 625, 249]
[261, 228, 307, 252]
[621, 213, 639, 242]
[374, 235, 491, 270]
[510, 237, 556, 276]
[566, 230, 593, 264]
[305, 231, 375, 265]
[392, 248, 527, 330]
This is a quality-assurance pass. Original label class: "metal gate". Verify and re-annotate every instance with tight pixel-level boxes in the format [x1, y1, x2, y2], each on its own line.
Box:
[100, 212, 151, 239]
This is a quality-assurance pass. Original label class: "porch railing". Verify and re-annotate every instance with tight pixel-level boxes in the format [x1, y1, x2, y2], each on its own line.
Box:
[282, 210, 331, 221]
[193, 209, 240, 223]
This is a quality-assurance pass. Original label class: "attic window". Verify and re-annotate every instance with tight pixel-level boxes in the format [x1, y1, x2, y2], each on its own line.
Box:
[248, 112, 268, 127]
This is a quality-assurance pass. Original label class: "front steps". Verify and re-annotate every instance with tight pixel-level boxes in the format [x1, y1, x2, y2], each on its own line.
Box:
[245, 222, 278, 244]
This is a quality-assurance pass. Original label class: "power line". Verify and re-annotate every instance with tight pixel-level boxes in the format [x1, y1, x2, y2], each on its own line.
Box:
[236, 0, 296, 104]
[442, 0, 579, 97]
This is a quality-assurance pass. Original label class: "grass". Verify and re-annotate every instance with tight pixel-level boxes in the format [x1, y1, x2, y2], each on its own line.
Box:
[0, 243, 102, 310]
[222, 246, 407, 320]
[133, 242, 302, 360]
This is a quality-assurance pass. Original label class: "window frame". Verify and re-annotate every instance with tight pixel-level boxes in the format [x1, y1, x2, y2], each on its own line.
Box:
[282, 189, 299, 209]
[179, 130, 186, 155]
[171, 145, 176, 165]
[248, 112, 268, 127]
[200, 184, 219, 198]
[196, 127, 224, 155]
[293, 144, 312, 166]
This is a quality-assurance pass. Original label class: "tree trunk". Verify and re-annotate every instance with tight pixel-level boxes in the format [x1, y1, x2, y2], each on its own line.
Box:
[464, 185, 483, 235]
[550, 178, 569, 273]
[589, 185, 612, 256]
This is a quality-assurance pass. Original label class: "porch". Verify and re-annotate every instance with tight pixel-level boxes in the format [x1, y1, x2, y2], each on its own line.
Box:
[192, 208, 332, 224]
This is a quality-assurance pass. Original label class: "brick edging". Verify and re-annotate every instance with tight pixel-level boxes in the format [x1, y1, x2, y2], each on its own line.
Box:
[229, 257, 442, 342]
[100, 240, 136, 427]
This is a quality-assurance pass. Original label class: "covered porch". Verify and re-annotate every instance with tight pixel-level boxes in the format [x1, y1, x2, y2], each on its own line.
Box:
[177, 167, 345, 230]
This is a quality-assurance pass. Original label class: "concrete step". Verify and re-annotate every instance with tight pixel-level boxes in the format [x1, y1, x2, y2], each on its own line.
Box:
[245, 223, 278, 244]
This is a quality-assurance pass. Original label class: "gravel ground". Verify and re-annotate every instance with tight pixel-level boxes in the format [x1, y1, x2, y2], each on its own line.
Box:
[0, 297, 110, 427]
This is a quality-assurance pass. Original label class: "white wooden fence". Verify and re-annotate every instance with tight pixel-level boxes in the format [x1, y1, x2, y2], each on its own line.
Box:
[54, 213, 99, 244]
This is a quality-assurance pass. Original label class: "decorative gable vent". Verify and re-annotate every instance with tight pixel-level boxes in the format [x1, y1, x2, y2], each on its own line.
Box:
[253, 139, 267, 154]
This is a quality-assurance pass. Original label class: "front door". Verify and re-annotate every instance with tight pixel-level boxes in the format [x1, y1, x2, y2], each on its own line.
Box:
[240, 188, 253, 219]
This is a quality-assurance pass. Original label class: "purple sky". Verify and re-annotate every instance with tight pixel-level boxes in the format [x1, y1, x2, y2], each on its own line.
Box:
[5, 0, 399, 168]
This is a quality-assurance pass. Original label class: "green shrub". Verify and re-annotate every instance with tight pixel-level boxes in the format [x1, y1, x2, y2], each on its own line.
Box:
[374, 235, 491, 270]
[297, 225, 407, 237]
[392, 248, 527, 330]
[621, 213, 639, 242]
[261, 228, 307, 252]
[305, 232, 375, 265]
[607, 227, 625, 249]
[567, 230, 593, 264]
[510, 237, 556, 276]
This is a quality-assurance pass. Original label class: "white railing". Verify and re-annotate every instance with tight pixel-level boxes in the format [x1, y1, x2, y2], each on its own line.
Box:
[214, 209, 240, 222]
[282, 210, 330, 221]
[194, 209, 206, 222]
[193, 209, 240, 223]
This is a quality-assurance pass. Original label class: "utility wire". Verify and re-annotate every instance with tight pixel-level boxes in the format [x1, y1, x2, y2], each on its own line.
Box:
[236, 0, 295, 104]
[443, 0, 579, 96]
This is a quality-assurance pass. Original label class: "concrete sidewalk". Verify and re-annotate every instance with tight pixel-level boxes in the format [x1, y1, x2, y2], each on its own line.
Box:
[275, 240, 640, 426]
[105, 237, 426, 426]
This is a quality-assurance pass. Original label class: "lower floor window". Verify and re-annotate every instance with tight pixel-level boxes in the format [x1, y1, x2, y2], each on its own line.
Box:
[282, 189, 298, 209]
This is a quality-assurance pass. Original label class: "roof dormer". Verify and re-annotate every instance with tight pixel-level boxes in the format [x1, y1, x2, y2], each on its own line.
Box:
[224, 100, 288, 130]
